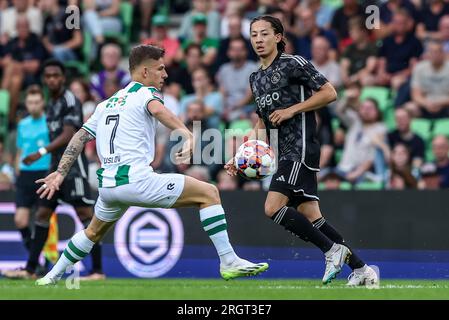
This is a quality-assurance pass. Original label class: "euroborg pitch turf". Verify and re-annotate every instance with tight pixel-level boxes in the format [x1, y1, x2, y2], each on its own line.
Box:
[1, 279, 449, 299]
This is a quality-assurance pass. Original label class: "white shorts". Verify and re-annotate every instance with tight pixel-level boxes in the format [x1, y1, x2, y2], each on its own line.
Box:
[94, 171, 185, 222]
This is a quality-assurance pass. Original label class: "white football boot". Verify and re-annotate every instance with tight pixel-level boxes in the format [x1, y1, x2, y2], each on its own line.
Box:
[346, 265, 379, 288]
[322, 243, 352, 284]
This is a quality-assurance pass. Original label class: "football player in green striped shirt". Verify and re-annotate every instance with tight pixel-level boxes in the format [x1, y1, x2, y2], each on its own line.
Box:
[35, 45, 268, 286]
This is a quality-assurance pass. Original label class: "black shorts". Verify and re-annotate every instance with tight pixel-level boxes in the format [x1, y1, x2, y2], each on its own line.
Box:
[39, 174, 94, 210]
[15, 170, 48, 208]
[269, 160, 319, 208]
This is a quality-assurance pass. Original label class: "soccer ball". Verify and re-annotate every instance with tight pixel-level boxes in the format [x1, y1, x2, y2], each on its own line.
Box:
[234, 140, 276, 180]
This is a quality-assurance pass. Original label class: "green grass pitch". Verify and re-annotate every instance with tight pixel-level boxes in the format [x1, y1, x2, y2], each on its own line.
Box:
[1, 279, 449, 299]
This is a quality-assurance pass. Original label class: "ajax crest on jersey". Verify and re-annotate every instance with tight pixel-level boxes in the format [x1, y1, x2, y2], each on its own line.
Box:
[271, 72, 281, 84]
[234, 140, 277, 180]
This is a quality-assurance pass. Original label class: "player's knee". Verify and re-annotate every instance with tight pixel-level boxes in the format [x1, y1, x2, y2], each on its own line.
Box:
[14, 215, 28, 229]
[264, 203, 282, 218]
[205, 184, 221, 205]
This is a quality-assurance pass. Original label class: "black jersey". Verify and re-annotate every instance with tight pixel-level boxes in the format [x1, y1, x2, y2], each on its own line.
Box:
[46, 89, 88, 178]
[249, 53, 328, 168]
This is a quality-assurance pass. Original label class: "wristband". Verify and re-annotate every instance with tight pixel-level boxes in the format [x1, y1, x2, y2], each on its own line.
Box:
[38, 147, 48, 156]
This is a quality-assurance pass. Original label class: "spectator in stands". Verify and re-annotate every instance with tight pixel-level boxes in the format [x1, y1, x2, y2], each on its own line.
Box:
[216, 169, 238, 191]
[307, 0, 335, 30]
[90, 43, 131, 101]
[104, 76, 121, 98]
[311, 36, 342, 90]
[0, 140, 14, 191]
[184, 165, 211, 182]
[180, 13, 219, 67]
[70, 78, 96, 122]
[320, 171, 345, 190]
[180, 67, 223, 129]
[220, 1, 251, 39]
[69, 78, 98, 189]
[330, 0, 365, 45]
[216, 12, 256, 66]
[388, 108, 425, 169]
[265, 5, 297, 41]
[82, 0, 122, 49]
[216, 37, 257, 122]
[418, 162, 441, 189]
[439, 15, 449, 55]
[375, 9, 423, 91]
[184, 99, 222, 176]
[179, 0, 221, 41]
[332, 87, 388, 184]
[387, 143, 418, 189]
[294, 6, 338, 61]
[411, 40, 449, 118]
[245, 0, 278, 18]
[431, 135, 449, 188]
[167, 43, 203, 97]
[185, 99, 209, 132]
[132, 0, 157, 41]
[340, 17, 378, 87]
[416, 0, 449, 41]
[142, 15, 180, 68]
[0, 0, 42, 44]
[0, 16, 46, 125]
[376, 0, 418, 39]
[277, 0, 299, 27]
[41, 0, 83, 63]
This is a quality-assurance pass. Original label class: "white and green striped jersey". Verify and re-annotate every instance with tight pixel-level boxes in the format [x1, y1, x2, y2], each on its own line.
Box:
[82, 81, 164, 188]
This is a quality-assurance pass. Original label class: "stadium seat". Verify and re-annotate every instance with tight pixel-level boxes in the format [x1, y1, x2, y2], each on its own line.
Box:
[157, 0, 171, 16]
[339, 182, 352, 190]
[360, 86, 392, 112]
[354, 181, 383, 190]
[65, 31, 92, 76]
[323, 0, 343, 9]
[331, 117, 340, 132]
[334, 149, 343, 164]
[432, 119, 449, 138]
[0, 90, 10, 137]
[383, 107, 396, 130]
[410, 118, 432, 141]
[426, 143, 435, 162]
[104, 2, 133, 54]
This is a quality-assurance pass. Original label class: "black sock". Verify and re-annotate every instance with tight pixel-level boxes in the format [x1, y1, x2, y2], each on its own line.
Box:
[26, 223, 49, 273]
[271, 206, 334, 253]
[82, 219, 103, 274]
[18, 227, 31, 251]
[313, 217, 365, 270]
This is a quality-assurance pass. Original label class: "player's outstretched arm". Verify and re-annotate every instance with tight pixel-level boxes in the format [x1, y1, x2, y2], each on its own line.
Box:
[36, 128, 94, 200]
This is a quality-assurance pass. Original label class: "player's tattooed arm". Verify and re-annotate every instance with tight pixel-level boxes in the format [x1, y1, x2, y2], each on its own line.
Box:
[56, 129, 94, 178]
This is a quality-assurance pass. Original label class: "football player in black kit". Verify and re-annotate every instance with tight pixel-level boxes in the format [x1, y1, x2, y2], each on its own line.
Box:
[225, 16, 378, 286]
[2, 60, 105, 281]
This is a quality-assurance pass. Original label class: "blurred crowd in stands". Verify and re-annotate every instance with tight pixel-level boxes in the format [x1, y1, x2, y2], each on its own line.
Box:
[1, 0, 449, 192]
